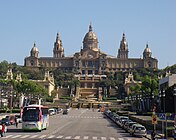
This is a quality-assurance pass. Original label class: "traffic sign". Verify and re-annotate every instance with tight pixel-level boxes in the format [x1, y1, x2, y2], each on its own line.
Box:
[152, 114, 158, 124]
[158, 113, 166, 120]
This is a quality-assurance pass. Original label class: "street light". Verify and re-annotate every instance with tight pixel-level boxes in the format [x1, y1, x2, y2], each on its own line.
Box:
[174, 88, 176, 139]
[159, 90, 162, 112]
[163, 90, 166, 113]
[174, 87, 176, 115]
[0, 89, 2, 108]
[151, 92, 154, 111]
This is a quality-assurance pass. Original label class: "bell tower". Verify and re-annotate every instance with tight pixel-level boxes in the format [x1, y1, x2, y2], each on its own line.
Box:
[117, 33, 129, 59]
[53, 33, 64, 58]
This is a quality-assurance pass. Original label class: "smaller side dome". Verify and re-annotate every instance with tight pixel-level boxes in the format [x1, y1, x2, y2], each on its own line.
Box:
[30, 42, 39, 57]
[143, 43, 152, 59]
[143, 44, 152, 53]
[31, 42, 39, 52]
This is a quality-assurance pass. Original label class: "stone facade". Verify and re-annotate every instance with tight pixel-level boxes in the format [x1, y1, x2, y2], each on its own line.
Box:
[124, 72, 142, 95]
[159, 73, 176, 90]
[24, 24, 158, 73]
[24, 23, 158, 100]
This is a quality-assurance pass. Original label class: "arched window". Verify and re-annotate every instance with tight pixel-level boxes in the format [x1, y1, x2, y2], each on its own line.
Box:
[148, 61, 152, 67]
[30, 60, 34, 66]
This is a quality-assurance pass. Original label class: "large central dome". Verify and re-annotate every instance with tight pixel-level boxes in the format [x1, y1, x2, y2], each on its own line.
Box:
[83, 24, 99, 51]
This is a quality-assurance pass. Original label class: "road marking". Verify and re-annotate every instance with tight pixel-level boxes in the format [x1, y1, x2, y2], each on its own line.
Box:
[92, 136, 98, 139]
[78, 109, 87, 117]
[118, 138, 124, 140]
[30, 135, 39, 138]
[5, 135, 13, 138]
[109, 137, 116, 140]
[56, 135, 64, 138]
[65, 136, 72, 139]
[101, 137, 106, 140]
[47, 135, 55, 138]
[74, 136, 80, 139]
[49, 121, 71, 135]
[11, 135, 22, 138]
[83, 136, 89, 139]
[39, 135, 47, 138]
[20, 135, 30, 138]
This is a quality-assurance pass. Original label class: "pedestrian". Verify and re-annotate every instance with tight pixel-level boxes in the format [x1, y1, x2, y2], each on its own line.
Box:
[0, 123, 6, 137]
[151, 130, 156, 140]
[15, 117, 18, 128]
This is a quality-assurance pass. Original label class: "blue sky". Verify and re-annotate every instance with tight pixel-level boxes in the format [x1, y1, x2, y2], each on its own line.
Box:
[0, 0, 175, 69]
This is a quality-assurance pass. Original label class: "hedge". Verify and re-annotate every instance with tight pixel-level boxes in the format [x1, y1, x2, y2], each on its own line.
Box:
[0, 109, 20, 113]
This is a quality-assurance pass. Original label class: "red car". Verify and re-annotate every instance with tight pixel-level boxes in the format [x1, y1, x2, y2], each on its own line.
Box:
[5, 115, 15, 125]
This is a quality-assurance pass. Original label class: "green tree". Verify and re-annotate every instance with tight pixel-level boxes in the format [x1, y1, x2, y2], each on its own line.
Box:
[16, 80, 47, 99]
[0, 60, 9, 79]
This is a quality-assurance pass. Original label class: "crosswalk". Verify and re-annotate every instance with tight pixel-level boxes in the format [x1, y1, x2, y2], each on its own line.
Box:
[50, 115, 103, 119]
[2, 134, 147, 139]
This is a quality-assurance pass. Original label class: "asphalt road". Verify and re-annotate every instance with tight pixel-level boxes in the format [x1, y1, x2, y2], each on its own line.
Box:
[2, 108, 148, 140]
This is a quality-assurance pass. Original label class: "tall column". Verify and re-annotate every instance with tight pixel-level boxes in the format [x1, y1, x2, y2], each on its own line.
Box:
[84, 83, 87, 88]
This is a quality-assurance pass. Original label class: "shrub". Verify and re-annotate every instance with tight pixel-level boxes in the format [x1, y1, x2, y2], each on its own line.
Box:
[60, 96, 72, 100]
[103, 97, 117, 101]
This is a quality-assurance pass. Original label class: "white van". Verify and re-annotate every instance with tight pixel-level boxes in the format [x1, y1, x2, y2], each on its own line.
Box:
[48, 108, 56, 115]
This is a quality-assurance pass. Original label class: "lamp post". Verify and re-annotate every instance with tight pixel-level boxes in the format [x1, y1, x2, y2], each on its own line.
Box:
[0, 89, 2, 108]
[9, 85, 13, 113]
[174, 88, 176, 115]
[163, 90, 166, 113]
[162, 90, 167, 139]
[173, 87, 176, 139]
[151, 92, 154, 112]
[159, 90, 164, 138]
[159, 91, 161, 112]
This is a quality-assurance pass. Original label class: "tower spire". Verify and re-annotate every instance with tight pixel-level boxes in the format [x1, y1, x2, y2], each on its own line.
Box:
[53, 32, 64, 58]
[122, 32, 126, 42]
[56, 32, 60, 43]
[117, 33, 128, 59]
[89, 22, 92, 31]
[34, 42, 36, 47]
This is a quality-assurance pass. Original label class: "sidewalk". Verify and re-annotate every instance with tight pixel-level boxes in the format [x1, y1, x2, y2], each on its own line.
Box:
[0, 113, 15, 119]
[131, 115, 175, 140]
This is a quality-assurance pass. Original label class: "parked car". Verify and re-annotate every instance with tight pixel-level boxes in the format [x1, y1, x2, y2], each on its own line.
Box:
[104, 110, 111, 116]
[130, 124, 147, 137]
[4, 115, 15, 125]
[0, 118, 11, 126]
[111, 113, 119, 122]
[122, 119, 132, 129]
[124, 121, 136, 131]
[107, 112, 113, 118]
[129, 123, 140, 134]
[49, 108, 57, 115]
[116, 116, 129, 127]
[63, 109, 68, 115]
[57, 108, 63, 113]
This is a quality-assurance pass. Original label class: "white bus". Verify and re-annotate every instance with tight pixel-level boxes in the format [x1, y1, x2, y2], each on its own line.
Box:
[22, 105, 49, 131]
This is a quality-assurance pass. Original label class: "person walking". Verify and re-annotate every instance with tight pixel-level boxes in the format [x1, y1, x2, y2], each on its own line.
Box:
[0, 123, 6, 137]
[15, 117, 18, 128]
[151, 130, 156, 140]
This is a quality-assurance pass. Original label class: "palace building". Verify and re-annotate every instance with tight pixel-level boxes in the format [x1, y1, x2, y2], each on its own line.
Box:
[24, 24, 158, 73]
[24, 24, 158, 99]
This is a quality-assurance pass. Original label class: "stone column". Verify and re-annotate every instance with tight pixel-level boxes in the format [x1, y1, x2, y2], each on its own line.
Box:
[84, 83, 87, 88]
[76, 87, 80, 98]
